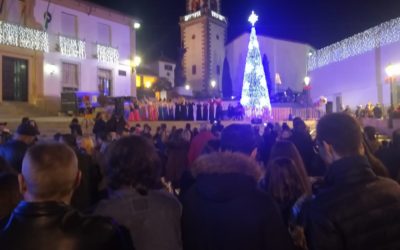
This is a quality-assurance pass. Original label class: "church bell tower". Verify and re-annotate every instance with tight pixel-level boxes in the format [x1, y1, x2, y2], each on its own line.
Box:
[180, 0, 227, 96]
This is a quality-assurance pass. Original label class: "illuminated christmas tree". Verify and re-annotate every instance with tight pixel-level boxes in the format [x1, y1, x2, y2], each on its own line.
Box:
[240, 11, 272, 118]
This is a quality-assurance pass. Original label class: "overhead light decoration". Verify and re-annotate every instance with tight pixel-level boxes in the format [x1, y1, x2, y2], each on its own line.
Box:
[0, 21, 49, 52]
[97, 44, 119, 64]
[184, 11, 201, 22]
[309, 17, 400, 71]
[59, 36, 86, 59]
[211, 11, 226, 22]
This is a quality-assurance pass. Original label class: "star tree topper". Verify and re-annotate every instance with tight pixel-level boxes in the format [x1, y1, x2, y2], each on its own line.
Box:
[248, 11, 258, 27]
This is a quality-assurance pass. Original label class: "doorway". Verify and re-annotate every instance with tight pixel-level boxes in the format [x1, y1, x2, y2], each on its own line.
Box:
[2, 56, 28, 101]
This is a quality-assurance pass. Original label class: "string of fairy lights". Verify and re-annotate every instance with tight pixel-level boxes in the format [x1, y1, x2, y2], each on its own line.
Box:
[0, 21, 49, 52]
[97, 44, 119, 64]
[309, 17, 400, 71]
[0, 20, 120, 64]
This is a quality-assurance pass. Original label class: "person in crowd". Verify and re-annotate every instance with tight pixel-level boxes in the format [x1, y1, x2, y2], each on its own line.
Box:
[281, 122, 292, 139]
[290, 118, 315, 175]
[141, 124, 152, 140]
[70, 118, 83, 137]
[362, 137, 389, 178]
[202, 102, 209, 121]
[363, 126, 381, 153]
[182, 151, 293, 250]
[182, 123, 193, 142]
[215, 98, 223, 121]
[259, 124, 277, 165]
[93, 112, 107, 139]
[59, 134, 101, 211]
[196, 102, 202, 121]
[373, 103, 383, 119]
[0, 143, 133, 250]
[188, 102, 195, 121]
[187, 124, 215, 165]
[192, 127, 199, 138]
[21, 117, 29, 125]
[0, 121, 39, 172]
[0, 122, 12, 145]
[95, 136, 182, 250]
[165, 129, 190, 190]
[376, 129, 400, 181]
[262, 157, 311, 250]
[306, 113, 400, 250]
[209, 99, 215, 122]
[106, 113, 127, 136]
[0, 172, 20, 221]
[77, 136, 95, 156]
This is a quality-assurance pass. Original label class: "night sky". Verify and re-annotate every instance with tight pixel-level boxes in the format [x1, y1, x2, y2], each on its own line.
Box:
[90, 0, 400, 62]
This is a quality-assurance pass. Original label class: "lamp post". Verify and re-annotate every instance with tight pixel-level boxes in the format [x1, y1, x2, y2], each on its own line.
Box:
[304, 76, 311, 119]
[385, 63, 400, 108]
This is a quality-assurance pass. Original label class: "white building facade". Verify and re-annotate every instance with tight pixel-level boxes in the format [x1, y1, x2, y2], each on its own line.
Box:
[226, 33, 311, 97]
[0, 0, 137, 113]
[151, 58, 176, 87]
[309, 17, 400, 111]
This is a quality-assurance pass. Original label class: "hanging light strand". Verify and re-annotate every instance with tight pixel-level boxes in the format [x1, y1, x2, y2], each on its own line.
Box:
[309, 17, 400, 71]
[0, 21, 49, 52]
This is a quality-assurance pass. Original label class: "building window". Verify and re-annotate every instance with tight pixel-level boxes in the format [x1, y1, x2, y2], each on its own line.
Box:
[216, 65, 220, 75]
[164, 64, 173, 71]
[216, 35, 220, 40]
[98, 69, 112, 96]
[61, 13, 78, 38]
[97, 23, 111, 46]
[192, 34, 196, 39]
[192, 65, 197, 75]
[61, 62, 79, 91]
[166, 72, 170, 77]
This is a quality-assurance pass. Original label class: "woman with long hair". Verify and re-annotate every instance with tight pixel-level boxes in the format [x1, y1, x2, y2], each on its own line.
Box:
[261, 140, 312, 250]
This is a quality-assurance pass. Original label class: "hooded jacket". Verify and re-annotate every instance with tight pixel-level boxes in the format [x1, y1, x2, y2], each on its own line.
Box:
[182, 152, 294, 250]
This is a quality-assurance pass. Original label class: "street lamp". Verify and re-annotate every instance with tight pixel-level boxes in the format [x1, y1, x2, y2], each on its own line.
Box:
[185, 84, 190, 90]
[134, 22, 141, 30]
[385, 63, 400, 107]
[133, 56, 142, 67]
[210, 80, 216, 88]
[304, 76, 311, 86]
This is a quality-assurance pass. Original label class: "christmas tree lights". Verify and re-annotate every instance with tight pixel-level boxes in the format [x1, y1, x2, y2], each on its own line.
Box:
[240, 11, 272, 117]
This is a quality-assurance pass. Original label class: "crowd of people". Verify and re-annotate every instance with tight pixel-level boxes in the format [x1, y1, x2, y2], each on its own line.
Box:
[1, 112, 400, 250]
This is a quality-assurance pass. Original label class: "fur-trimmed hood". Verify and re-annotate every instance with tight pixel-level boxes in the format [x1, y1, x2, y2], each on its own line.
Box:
[191, 152, 262, 181]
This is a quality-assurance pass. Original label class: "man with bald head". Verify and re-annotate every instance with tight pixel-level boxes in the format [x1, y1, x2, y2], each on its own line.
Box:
[0, 143, 133, 250]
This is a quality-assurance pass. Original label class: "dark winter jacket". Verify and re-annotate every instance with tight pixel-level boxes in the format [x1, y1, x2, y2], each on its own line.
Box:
[182, 152, 294, 250]
[306, 156, 400, 250]
[0, 140, 29, 172]
[0, 201, 133, 250]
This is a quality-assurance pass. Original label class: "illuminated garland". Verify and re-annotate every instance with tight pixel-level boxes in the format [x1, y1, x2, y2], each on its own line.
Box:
[97, 44, 119, 64]
[0, 21, 49, 52]
[309, 17, 400, 71]
[59, 36, 86, 59]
